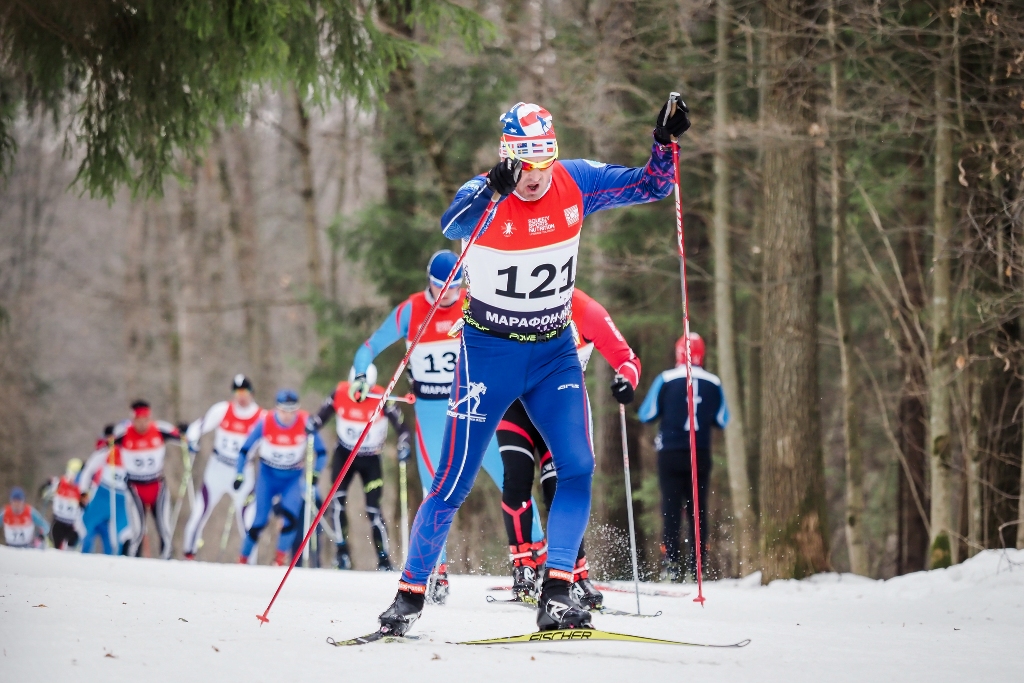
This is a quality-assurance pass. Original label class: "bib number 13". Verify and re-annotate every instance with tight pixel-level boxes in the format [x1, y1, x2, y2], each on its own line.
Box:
[496, 256, 575, 300]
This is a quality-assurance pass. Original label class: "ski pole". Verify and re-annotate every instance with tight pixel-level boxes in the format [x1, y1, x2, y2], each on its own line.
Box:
[303, 437, 315, 568]
[218, 502, 235, 561]
[666, 91, 706, 606]
[399, 460, 409, 570]
[366, 393, 416, 404]
[169, 442, 195, 543]
[257, 193, 503, 624]
[619, 404, 643, 615]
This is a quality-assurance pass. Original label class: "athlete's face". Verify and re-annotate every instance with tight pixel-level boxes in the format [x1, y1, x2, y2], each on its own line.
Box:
[276, 407, 298, 426]
[515, 161, 555, 201]
[429, 283, 461, 307]
[132, 416, 151, 433]
[234, 389, 253, 408]
[10, 500, 24, 515]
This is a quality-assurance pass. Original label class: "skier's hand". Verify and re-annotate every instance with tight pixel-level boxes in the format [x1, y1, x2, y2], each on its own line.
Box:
[486, 157, 522, 196]
[610, 374, 635, 405]
[396, 432, 412, 462]
[311, 472, 319, 487]
[348, 374, 370, 402]
[654, 98, 690, 144]
[233, 474, 244, 491]
[305, 414, 323, 434]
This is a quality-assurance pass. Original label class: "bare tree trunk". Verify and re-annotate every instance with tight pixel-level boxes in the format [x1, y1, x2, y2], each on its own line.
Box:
[928, 1, 955, 569]
[713, 0, 755, 576]
[758, 0, 828, 582]
[293, 88, 324, 299]
[828, 0, 867, 576]
[966, 365, 983, 557]
[218, 127, 274, 402]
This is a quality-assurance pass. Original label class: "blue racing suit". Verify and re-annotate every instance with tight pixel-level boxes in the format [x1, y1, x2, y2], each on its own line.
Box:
[400, 141, 675, 586]
[238, 413, 327, 558]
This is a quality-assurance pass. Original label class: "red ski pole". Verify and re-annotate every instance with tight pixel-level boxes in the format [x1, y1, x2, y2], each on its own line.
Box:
[257, 194, 501, 625]
[666, 91, 706, 606]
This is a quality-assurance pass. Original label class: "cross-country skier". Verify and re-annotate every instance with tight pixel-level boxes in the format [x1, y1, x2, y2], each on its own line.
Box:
[378, 99, 688, 635]
[79, 425, 132, 554]
[350, 251, 543, 599]
[306, 365, 411, 571]
[498, 287, 640, 609]
[113, 401, 182, 558]
[39, 458, 85, 549]
[181, 375, 264, 560]
[235, 389, 327, 566]
[638, 332, 727, 581]
[3, 487, 49, 548]
[116, 401, 182, 559]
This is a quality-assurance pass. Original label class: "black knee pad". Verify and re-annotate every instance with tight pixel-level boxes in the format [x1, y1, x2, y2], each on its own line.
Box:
[248, 525, 265, 542]
[279, 509, 297, 534]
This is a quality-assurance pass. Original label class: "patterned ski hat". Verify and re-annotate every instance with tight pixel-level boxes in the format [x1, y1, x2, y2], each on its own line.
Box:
[275, 389, 300, 410]
[427, 250, 463, 288]
[499, 102, 557, 160]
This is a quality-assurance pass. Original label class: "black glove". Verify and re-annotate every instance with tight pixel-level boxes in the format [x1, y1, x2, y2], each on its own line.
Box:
[396, 433, 411, 463]
[610, 374, 635, 405]
[486, 157, 522, 196]
[177, 422, 190, 436]
[311, 472, 319, 487]
[305, 415, 323, 434]
[654, 98, 691, 144]
[233, 474, 244, 490]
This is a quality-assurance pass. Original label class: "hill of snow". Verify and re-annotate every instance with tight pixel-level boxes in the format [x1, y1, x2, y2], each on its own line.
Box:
[2, 547, 1022, 681]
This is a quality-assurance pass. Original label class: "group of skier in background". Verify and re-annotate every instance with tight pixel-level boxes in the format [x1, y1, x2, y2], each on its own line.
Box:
[3, 96, 733, 635]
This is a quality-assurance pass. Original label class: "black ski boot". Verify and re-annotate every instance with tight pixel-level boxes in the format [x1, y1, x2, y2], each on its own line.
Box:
[570, 557, 603, 610]
[377, 552, 394, 572]
[426, 563, 449, 605]
[537, 569, 593, 631]
[511, 564, 539, 603]
[378, 586, 425, 636]
[335, 544, 352, 570]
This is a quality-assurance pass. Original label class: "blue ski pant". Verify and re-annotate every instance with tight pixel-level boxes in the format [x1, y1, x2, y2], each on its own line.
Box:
[81, 486, 130, 555]
[402, 327, 594, 585]
[413, 397, 543, 555]
[242, 462, 305, 557]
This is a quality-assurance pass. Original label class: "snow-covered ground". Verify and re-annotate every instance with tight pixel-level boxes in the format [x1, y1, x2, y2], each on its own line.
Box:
[2, 547, 1022, 682]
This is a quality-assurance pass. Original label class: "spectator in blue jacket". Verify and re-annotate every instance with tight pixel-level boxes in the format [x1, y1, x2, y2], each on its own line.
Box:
[638, 332, 728, 581]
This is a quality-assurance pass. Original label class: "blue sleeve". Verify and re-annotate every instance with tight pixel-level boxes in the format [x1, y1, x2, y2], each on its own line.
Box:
[354, 301, 413, 374]
[313, 432, 327, 473]
[562, 142, 675, 218]
[237, 422, 264, 474]
[31, 507, 50, 535]
[440, 177, 501, 240]
[638, 374, 664, 423]
[716, 384, 729, 428]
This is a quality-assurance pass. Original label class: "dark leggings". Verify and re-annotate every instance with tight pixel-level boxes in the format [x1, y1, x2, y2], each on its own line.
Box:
[331, 445, 388, 558]
[658, 448, 711, 574]
[51, 519, 79, 549]
[497, 400, 585, 561]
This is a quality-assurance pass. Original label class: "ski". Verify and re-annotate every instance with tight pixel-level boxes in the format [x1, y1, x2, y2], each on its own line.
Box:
[488, 583, 690, 599]
[486, 594, 660, 618]
[455, 629, 750, 647]
[326, 630, 420, 646]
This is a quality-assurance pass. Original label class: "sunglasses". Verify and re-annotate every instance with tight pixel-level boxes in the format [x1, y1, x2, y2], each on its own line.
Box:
[502, 139, 559, 171]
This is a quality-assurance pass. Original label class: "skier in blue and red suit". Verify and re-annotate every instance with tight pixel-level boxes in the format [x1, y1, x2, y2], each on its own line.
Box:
[378, 98, 691, 635]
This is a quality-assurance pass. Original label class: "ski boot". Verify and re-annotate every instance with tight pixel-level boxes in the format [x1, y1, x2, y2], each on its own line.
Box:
[426, 563, 449, 605]
[511, 565, 539, 603]
[335, 544, 352, 570]
[377, 552, 394, 572]
[570, 557, 603, 610]
[537, 568, 593, 631]
[184, 552, 196, 561]
[273, 550, 288, 566]
[660, 558, 682, 583]
[238, 554, 249, 565]
[378, 584, 426, 637]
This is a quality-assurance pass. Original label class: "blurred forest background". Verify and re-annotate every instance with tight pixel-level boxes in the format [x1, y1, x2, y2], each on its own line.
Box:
[2, 0, 1023, 580]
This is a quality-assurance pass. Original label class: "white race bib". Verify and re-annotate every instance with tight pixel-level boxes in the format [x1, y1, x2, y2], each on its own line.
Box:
[4, 522, 33, 546]
[407, 338, 460, 386]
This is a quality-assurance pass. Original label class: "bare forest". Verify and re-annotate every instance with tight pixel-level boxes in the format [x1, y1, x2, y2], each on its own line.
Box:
[2, 0, 1023, 580]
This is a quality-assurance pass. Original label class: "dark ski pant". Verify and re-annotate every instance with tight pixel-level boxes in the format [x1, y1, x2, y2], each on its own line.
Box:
[330, 446, 389, 561]
[402, 327, 594, 586]
[50, 519, 79, 549]
[659, 447, 711, 576]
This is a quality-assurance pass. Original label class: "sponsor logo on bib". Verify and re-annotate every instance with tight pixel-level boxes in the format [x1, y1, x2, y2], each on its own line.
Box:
[528, 216, 554, 235]
[564, 205, 580, 226]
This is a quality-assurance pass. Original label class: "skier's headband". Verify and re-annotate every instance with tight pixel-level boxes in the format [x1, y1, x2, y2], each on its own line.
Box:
[132, 405, 151, 418]
[499, 136, 558, 170]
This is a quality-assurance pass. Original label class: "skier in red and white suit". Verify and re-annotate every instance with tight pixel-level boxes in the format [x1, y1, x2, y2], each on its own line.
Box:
[181, 375, 264, 559]
[497, 287, 640, 607]
[116, 400, 181, 559]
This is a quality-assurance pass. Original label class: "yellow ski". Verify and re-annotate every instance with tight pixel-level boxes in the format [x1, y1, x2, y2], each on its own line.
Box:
[455, 629, 750, 647]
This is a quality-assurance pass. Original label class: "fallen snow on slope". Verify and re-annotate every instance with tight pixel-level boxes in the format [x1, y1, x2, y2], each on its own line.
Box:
[2, 547, 1022, 682]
